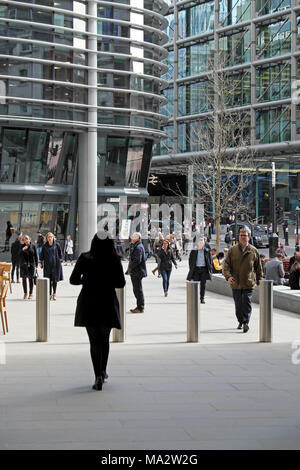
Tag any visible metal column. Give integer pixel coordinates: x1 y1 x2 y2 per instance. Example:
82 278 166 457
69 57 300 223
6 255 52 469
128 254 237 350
78 0 98 254
186 281 200 342
112 287 126 342
259 280 273 342
36 278 50 342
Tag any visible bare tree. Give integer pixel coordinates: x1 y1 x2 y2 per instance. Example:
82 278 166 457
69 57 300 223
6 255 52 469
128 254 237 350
160 53 256 252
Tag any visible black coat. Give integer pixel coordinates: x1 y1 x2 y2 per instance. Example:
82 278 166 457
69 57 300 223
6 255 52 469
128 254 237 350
70 252 126 328
128 241 147 279
158 249 177 271
187 248 213 281
11 239 22 263
19 243 38 279
39 241 63 282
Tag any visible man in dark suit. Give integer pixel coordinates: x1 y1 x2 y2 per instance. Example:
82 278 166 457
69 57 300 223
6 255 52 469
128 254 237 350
187 235 213 304
128 232 147 313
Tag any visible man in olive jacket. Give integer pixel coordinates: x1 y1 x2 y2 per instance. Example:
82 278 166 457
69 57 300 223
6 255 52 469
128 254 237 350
223 225 263 333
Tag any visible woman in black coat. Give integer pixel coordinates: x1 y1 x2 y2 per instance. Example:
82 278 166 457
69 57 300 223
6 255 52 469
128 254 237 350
39 232 63 300
157 239 178 296
70 232 125 391
19 235 38 300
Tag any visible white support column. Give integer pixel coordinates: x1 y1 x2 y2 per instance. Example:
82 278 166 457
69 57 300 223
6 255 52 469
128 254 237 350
78 0 98 254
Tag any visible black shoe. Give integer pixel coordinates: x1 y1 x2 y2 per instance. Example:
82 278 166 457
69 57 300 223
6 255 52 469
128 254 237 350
237 323 243 330
101 371 108 381
92 376 103 391
243 323 249 333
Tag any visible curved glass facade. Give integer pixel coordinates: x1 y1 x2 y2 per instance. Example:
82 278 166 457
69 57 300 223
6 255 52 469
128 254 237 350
0 0 169 251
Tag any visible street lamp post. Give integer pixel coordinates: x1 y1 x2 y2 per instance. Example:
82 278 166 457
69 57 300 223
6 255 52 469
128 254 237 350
269 162 278 258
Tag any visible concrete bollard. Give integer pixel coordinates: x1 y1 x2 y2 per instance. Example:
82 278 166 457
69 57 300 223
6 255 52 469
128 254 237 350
186 281 200 342
112 287 126 342
259 280 273 342
36 278 50 342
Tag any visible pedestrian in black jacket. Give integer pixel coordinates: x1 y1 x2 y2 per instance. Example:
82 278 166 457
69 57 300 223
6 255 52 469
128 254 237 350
70 231 125 391
39 232 63 300
11 233 22 283
127 232 147 313
19 235 38 300
157 239 178 297
187 236 213 304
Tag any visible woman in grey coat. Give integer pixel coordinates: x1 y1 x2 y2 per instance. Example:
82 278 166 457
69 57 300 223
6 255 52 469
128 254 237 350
70 232 125 391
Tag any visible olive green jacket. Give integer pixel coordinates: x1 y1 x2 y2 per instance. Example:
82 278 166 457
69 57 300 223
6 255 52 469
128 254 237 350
223 243 263 290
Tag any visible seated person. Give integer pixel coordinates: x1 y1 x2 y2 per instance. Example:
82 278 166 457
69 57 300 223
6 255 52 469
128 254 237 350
289 259 300 290
276 242 287 258
212 252 224 273
288 248 300 273
265 254 285 285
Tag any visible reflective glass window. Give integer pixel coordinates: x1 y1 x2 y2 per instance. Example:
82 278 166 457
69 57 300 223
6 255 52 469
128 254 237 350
256 0 290 16
189 2 214 36
256 63 290 102
256 20 291 59
125 139 143 188
220 29 251 66
104 137 127 187
219 0 251 26
0 128 26 183
256 107 291 143
47 133 64 184
25 130 48 183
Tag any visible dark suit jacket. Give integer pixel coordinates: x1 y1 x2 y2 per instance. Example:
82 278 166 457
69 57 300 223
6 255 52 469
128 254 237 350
70 252 125 328
128 241 147 279
19 243 38 278
187 247 213 281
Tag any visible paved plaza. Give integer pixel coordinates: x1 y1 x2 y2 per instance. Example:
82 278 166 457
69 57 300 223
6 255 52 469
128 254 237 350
1 259 300 450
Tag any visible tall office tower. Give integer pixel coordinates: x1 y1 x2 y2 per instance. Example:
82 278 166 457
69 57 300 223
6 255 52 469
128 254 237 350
0 0 169 252
151 0 300 222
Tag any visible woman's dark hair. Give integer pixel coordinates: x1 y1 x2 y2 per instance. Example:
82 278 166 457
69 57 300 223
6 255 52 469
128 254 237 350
217 251 224 260
89 232 118 259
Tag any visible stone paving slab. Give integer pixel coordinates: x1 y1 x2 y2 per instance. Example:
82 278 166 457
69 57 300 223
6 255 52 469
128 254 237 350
1 261 300 450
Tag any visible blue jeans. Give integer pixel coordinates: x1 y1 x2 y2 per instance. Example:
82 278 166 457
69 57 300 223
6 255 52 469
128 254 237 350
161 269 171 293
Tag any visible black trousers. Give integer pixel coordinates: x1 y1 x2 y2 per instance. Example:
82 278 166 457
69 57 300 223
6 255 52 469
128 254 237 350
232 289 253 325
12 261 20 281
130 275 144 310
193 267 208 300
86 327 111 378
49 274 57 295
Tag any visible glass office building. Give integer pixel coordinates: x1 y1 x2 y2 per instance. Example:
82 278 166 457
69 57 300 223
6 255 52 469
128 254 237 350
0 0 169 252
151 0 300 223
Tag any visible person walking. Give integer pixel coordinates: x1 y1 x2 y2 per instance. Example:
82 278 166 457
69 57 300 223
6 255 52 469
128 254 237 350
3 220 14 252
127 232 147 313
187 236 213 304
39 232 63 300
36 231 44 262
157 239 178 297
223 226 263 333
265 254 285 285
64 234 74 265
19 235 38 300
152 232 164 276
70 232 125 391
11 232 22 283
